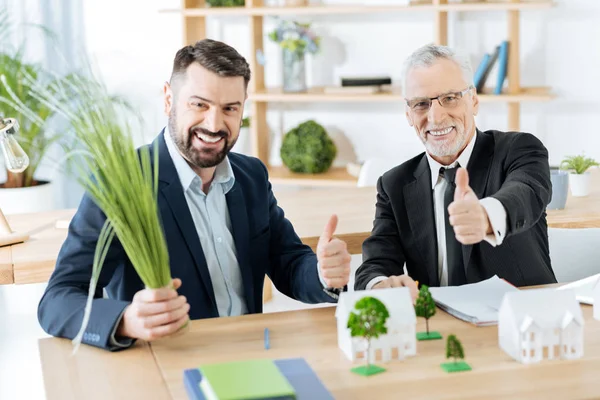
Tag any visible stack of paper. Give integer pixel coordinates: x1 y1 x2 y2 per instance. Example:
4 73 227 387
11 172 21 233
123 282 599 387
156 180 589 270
429 275 519 326
557 273 600 304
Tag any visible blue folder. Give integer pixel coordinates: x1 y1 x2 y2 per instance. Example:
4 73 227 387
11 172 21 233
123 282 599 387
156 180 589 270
183 358 334 400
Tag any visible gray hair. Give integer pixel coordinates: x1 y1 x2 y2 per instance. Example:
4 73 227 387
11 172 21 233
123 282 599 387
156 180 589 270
401 44 474 93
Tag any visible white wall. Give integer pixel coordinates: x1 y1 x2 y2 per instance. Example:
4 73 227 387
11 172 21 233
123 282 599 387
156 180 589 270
82 0 600 169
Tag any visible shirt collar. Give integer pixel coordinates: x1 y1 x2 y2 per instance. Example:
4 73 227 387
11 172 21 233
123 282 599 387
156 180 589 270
163 127 235 194
425 130 477 189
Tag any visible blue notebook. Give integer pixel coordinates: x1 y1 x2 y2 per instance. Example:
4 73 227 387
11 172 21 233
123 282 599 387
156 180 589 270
183 358 334 400
473 53 491 90
494 41 510 95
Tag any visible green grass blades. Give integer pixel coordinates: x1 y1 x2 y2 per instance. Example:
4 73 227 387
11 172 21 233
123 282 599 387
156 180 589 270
21 69 172 352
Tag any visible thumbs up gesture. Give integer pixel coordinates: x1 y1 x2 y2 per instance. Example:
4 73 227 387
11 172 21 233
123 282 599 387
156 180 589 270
448 168 493 245
317 214 352 289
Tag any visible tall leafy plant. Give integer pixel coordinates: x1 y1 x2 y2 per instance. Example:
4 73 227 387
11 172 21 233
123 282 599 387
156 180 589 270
21 71 173 351
0 8 69 188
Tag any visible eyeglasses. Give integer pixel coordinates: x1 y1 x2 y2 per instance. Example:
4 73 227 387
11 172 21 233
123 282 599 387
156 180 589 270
405 86 473 113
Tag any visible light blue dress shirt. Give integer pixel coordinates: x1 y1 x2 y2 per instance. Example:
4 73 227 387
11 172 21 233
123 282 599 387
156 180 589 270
164 129 248 317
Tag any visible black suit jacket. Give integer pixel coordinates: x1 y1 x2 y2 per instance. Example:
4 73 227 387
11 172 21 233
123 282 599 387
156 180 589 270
355 129 557 289
38 132 337 351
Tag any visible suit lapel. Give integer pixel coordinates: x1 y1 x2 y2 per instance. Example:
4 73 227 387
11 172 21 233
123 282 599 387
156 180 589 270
404 156 440 287
462 129 495 273
155 133 218 315
225 181 256 314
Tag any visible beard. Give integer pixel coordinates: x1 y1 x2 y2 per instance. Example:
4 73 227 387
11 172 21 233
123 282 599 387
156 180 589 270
168 107 237 169
420 123 469 159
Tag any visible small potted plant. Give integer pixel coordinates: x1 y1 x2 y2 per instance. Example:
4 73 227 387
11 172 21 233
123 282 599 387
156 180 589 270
268 20 320 92
560 155 599 197
0 8 81 214
347 296 389 376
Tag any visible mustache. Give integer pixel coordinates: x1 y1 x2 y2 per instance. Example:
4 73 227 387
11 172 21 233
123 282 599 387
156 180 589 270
190 127 229 139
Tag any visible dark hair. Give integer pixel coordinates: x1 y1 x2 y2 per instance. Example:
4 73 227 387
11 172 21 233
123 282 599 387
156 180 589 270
170 38 251 89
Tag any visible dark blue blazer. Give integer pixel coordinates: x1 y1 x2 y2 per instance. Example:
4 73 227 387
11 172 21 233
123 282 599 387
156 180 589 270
38 132 337 350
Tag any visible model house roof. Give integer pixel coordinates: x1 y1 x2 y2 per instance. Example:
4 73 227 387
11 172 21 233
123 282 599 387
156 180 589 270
336 287 416 324
500 288 584 331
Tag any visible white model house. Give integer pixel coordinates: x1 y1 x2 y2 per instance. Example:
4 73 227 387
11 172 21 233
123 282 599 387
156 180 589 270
335 287 416 363
498 288 584 364
594 277 600 321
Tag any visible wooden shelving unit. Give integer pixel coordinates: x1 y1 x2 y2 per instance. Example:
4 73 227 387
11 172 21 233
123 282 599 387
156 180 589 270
170 0 555 187
249 86 554 103
164 1 552 16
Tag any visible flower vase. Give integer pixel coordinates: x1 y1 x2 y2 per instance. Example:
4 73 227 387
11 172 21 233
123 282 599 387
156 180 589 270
282 49 307 93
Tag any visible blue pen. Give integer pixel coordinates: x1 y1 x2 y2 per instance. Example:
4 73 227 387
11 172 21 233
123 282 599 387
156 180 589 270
264 328 270 350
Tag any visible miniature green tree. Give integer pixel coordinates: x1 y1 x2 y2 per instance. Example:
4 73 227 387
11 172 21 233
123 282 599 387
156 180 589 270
415 285 442 340
446 334 464 363
347 296 389 376
440 334 471 373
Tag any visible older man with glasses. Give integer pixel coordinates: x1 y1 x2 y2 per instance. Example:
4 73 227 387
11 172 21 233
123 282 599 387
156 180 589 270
355 44 556 298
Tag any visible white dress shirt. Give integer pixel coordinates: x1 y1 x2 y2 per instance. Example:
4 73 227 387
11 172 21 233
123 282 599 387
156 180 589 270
366 133 507 289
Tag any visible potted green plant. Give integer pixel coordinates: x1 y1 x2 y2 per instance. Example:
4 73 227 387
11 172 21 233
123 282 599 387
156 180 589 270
560 155 599 197
268 20 320 92
347 296 389 376
206 0 245 6
280 120 336 174
0 9 76 214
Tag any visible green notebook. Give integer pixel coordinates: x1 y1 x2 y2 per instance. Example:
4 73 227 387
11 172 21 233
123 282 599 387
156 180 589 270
199 359 296 400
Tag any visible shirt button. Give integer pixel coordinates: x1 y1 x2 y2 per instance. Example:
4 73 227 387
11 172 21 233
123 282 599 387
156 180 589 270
217 237 222 243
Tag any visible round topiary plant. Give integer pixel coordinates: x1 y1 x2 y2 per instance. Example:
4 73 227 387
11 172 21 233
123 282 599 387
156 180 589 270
206 0 245 6
280 120 337 174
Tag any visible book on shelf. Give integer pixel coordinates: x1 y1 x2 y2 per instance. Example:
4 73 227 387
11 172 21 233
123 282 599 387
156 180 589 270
472 40 509 95
494 40 509 95
429 275 519 326
474 45 500 93
340 76 392 87
323 84 393 94
183 358 334 400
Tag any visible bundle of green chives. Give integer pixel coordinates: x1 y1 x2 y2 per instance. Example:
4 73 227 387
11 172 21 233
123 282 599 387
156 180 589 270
12 72 173 351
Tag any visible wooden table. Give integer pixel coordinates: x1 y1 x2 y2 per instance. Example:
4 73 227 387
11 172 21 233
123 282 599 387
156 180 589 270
39 298 600 399
2 170 599 285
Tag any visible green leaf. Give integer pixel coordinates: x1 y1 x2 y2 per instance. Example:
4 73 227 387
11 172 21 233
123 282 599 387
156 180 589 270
560 155 599 174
